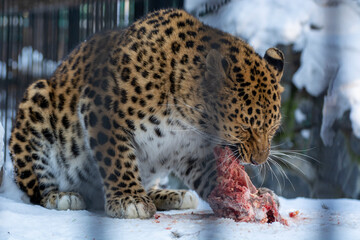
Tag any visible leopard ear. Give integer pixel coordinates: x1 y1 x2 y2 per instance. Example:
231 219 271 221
204 49 228 92
264 48 284 78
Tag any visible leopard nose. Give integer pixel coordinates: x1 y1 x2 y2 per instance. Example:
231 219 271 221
250 155 258 165
250 151 269 165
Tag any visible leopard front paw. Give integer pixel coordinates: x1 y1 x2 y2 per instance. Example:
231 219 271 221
105 195 156 219
257 187 280 208
41 191 86 210
149 190 198 211
179 190 198 209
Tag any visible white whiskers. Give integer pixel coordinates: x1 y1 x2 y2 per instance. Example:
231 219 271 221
153 95 315 194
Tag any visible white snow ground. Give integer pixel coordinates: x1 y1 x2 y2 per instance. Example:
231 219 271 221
1 185 360 240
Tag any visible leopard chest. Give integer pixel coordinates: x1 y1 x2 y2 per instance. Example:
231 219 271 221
133 117 214 189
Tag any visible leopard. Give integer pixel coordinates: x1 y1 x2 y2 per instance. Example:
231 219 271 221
9 8 284 219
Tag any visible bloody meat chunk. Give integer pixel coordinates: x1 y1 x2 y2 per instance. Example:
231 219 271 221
208 146 284 223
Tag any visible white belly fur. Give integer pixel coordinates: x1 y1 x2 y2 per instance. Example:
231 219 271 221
134 119 214 190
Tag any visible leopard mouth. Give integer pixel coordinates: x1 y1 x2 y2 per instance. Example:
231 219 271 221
222 144 259 165
249 155 259 165
225 144 247 165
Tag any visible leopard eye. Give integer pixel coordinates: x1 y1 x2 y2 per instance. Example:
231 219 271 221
238 127 251 141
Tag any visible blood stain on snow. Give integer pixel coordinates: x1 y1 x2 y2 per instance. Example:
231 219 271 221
289 210 300 218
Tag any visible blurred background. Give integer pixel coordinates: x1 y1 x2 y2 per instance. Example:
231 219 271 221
1 0 360 200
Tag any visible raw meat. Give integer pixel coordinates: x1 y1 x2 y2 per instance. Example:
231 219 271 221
208 146 285 224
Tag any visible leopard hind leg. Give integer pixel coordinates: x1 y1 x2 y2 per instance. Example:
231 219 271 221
9 79 86 211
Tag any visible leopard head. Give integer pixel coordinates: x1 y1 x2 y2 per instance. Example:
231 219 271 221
203 47 284 165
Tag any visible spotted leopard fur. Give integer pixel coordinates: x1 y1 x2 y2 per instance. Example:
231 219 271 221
9 9 284 219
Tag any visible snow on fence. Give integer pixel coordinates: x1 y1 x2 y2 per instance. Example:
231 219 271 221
0 122 4 186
